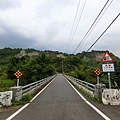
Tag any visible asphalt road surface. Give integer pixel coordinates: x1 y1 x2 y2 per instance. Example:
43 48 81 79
7 74 109 120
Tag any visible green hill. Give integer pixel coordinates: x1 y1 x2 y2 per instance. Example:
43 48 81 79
0 48 120 91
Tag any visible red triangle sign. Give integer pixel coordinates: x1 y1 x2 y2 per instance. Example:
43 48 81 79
101 51 114 62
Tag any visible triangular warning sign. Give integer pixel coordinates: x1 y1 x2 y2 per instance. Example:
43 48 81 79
101 51 114 62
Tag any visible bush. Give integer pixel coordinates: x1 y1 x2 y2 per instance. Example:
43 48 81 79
21 94 32 102
0 79 15 92
12 94 32 106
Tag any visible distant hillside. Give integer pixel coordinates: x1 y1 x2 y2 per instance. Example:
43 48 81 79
0 48 40 59
0 48 120 88
0 48 68 60
76 50 120 61
0 48 21 59
0 48 119 61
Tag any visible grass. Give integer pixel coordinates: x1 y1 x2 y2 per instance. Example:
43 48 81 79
12 94 32 106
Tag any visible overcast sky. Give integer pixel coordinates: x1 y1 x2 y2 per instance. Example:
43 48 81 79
0 0 120 57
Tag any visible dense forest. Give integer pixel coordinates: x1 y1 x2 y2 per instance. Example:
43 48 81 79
0 48 120 91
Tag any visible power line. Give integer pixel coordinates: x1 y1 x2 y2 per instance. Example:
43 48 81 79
68 0 87 52
78 0 113 48
72 0 112 54
65 0 81 53
80 13 120 58
81 13 120 58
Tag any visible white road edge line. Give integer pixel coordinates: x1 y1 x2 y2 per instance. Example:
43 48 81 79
6 77 56 120
6 103 29 120
65 78 111 120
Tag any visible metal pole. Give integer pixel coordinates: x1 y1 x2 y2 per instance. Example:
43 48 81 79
108 72 111 89
62 61 64 73
17 78 19 86
97 76 99 84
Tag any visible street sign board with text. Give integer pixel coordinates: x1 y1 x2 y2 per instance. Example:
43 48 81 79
102 63 115 72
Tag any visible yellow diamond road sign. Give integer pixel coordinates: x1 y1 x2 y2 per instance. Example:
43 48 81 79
94 68 102 76
14 70 22 79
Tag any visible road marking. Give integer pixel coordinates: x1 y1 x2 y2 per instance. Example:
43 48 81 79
6 77 56 120
6 103 29 120
65 78 111 120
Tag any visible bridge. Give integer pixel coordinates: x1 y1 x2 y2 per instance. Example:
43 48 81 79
3 74 119 120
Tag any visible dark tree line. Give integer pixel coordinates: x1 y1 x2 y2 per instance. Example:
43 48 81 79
0 49 120 88
6 53 56 85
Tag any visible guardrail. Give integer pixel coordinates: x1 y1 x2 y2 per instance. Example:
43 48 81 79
22 75 56 94
64 75 95 92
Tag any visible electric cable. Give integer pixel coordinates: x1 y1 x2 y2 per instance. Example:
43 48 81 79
79 0 113 48
86 13 120 52
72 0 112 54
68 0 87 52
65 0 81 53
81 13 120 58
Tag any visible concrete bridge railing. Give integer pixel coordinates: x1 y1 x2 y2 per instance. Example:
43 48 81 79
0 75 56 107
10 75 56 102
64 74 106 99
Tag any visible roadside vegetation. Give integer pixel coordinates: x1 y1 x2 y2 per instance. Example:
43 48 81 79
12 94 32 106
0 48 120 92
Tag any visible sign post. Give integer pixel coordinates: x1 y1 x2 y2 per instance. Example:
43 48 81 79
97 76 99 84
108 72 111 89
94 68 102 84
101 51 115 89
17 79 19 87
14 70 22 86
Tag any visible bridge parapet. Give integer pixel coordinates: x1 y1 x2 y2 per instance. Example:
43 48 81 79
0 91 12 107
64 75 106 100
102 89 120 105
10 75 56 102
22 75 56 96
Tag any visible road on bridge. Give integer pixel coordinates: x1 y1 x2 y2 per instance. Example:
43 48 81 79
7 74 109 120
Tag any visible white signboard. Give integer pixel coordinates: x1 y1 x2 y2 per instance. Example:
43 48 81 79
102 63 115 72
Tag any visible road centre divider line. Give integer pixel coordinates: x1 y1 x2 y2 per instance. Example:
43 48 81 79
6 77 56 120
64 77 111 120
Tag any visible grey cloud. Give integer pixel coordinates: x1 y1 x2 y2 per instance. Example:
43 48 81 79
0 0 120 57
0 0 21 10
0 28 37 49
36 0 75 19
